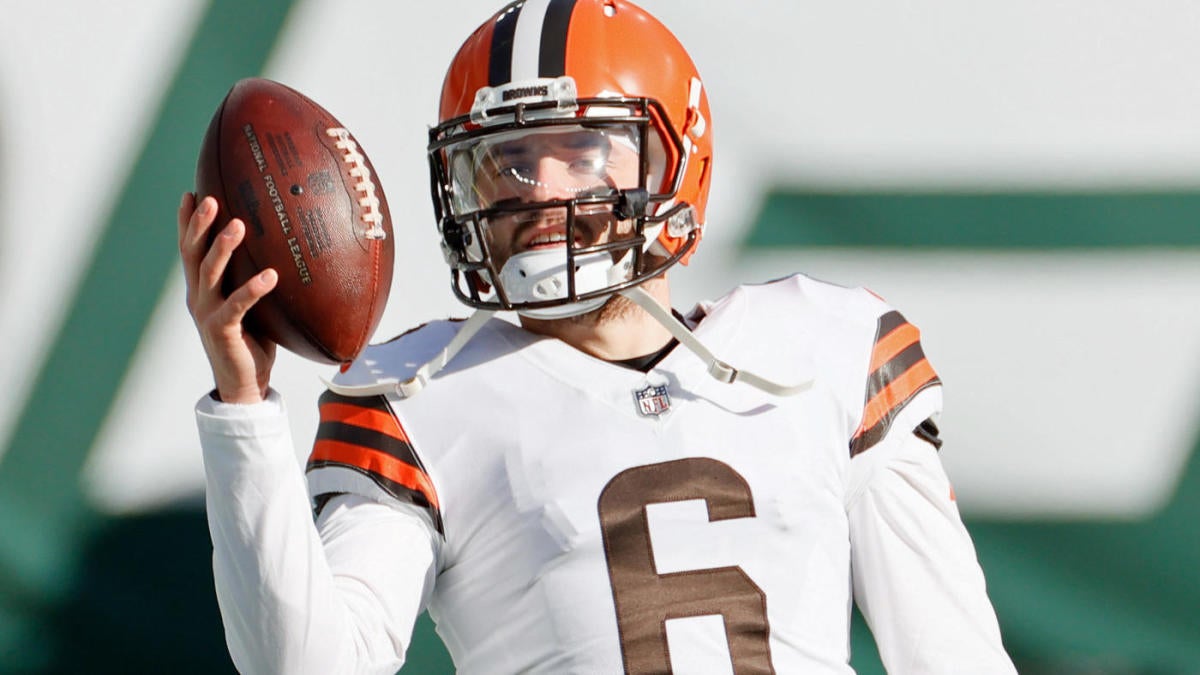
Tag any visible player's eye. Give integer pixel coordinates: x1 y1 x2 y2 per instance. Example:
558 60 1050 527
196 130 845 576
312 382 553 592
494 163 534 181
483 144 532 179
566 155 607 177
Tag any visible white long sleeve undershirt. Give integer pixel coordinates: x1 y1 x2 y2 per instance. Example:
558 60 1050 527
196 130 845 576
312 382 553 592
197 390 438 675
846 430 1016 674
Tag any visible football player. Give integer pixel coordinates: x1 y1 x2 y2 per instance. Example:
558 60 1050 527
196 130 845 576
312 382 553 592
180 0 1018 672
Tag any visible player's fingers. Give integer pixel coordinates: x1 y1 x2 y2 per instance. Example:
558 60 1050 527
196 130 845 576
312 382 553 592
217 268 278 327
177 192 200 286
180 196 218 272
193 218 244 312
176 191 195 239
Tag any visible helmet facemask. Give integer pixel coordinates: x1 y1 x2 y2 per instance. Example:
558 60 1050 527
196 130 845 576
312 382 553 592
429 85 699 319
337 1 801 402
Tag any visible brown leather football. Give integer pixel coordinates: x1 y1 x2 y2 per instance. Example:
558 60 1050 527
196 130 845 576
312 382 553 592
195 78 393 364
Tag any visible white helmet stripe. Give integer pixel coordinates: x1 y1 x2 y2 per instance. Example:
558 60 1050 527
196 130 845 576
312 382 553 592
511 0 553 81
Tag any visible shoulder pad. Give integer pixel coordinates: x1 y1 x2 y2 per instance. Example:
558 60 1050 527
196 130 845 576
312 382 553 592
333 320 468 390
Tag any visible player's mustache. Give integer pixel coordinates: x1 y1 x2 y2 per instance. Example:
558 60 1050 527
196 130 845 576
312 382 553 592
506 208 614 247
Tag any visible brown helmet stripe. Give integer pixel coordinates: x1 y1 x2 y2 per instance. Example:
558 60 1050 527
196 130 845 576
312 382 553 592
488 0 524 86
538 0 578 77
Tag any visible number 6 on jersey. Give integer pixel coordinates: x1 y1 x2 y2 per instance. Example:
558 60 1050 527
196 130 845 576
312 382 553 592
598 458 776 674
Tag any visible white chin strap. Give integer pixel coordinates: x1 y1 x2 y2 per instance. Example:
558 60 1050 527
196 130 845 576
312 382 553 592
619 286 812 397
323 248 628 399
325 282 810 401
323 308 497 399
499 248 632 319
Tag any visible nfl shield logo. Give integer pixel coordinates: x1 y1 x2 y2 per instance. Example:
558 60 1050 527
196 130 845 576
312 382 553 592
634 385 671 417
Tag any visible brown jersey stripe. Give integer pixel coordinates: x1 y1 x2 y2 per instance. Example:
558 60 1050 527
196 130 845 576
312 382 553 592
865 340 929 405
876 310 907 341
319 401 410 443
852 359 941 456
317 391 419 465
851 310 941 457
314 390 440 518
309 439 440 512
319 390 391 413
306 457 444 535
869 321 921 373
315 420 422 465
860 357 939 432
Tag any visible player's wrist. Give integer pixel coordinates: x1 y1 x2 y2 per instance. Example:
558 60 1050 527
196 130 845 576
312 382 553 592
214 383 268 405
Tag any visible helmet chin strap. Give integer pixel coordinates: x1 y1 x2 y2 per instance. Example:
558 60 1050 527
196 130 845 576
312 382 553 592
325 245 630 399
619 286 812 397
325 283 810 401
501 247 633 320
322 308 497 399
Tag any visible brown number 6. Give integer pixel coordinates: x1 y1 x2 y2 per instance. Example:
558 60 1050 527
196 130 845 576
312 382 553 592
598 458 776 674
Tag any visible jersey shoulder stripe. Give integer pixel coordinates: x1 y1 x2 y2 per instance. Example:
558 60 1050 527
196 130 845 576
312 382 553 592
850 310 941 457
306 390 443 532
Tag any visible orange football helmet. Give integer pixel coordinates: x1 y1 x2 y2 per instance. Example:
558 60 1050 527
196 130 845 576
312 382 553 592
428 0 713 318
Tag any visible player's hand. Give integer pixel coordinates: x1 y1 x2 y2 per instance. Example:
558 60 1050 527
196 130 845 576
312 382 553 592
179 192 278 404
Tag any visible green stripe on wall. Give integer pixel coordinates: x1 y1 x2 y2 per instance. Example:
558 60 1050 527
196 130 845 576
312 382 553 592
746 190 1200 249
969 429 1200 672
0 0 295 667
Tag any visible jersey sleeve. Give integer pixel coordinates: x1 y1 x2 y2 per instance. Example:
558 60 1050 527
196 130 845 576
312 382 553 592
849 308 942 457
306 390 443 535
846 429 1016 673
196 390 438 674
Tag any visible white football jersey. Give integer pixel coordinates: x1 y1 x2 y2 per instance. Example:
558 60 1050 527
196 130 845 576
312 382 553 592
296 274 1014 674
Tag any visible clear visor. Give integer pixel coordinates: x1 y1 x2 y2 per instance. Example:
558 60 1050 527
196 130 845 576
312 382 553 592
443 123 667 217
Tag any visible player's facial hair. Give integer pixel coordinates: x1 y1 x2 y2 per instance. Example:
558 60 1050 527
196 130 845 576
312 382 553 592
567 260 668 328
565 292 639 327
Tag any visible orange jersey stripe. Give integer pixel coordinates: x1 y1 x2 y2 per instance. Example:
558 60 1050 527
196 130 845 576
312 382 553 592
319 401 409 443
858 358 939 434
310 439 439 510
868 322 921 374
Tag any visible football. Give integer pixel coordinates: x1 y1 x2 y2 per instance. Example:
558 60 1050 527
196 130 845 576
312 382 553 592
195 77 393 364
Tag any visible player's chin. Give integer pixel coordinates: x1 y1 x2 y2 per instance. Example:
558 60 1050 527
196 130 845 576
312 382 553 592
567 292 637 326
